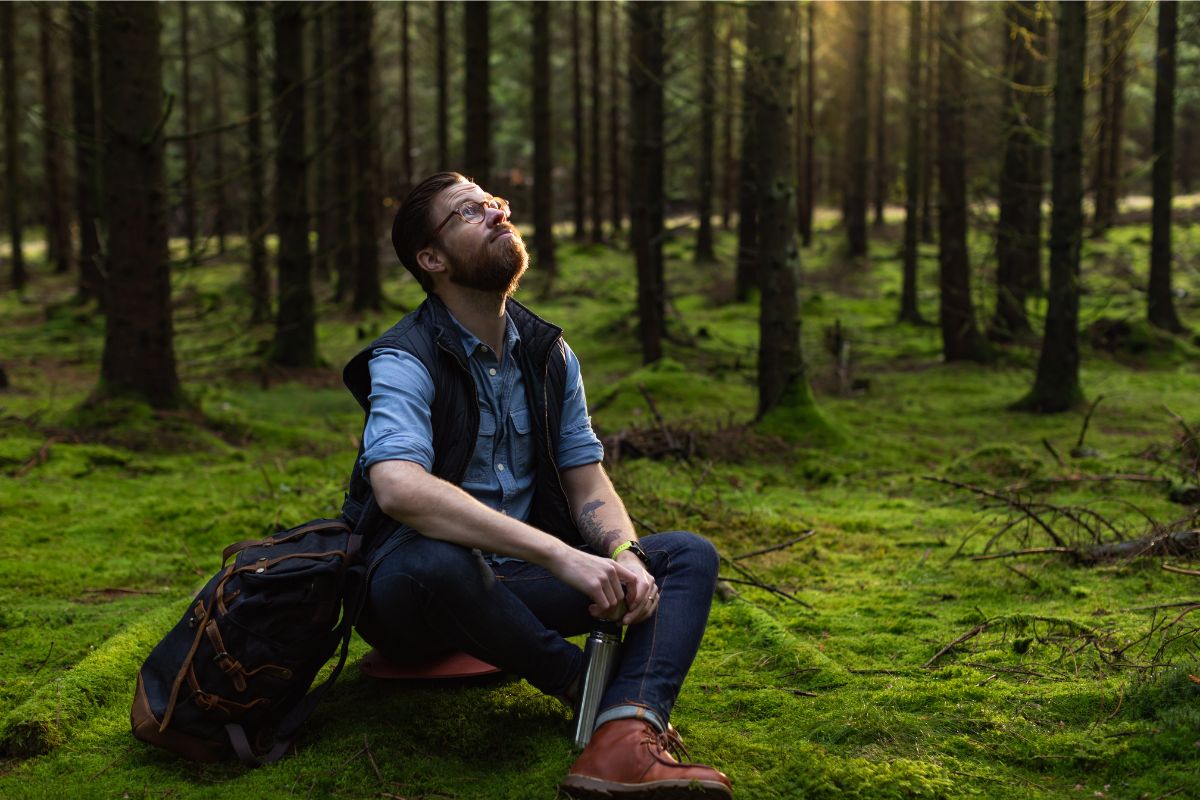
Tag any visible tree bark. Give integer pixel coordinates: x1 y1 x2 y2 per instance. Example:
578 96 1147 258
179 2 196 266
873 1 888 228
436 2 448 168
749 1 813 421
1102 0 1129 229
800 1 815 246
206 3 226 255
1148 0 1184 333
70 1 102 303
312 1 331 281
95 1 181 407
936 1 987 362
399 1 412 197
589 1 603 243
571 3 585 241
463 2 490 187
899 0 925 325
1019 0 1087 412
608 1 623 237
695 1 716 264
243 1 268 325
629 1 665 365
919 0 937 243
39 5 73 276
1091 2 1114 235
1 3 26 291
331 4 354 301
720 7 736 232
269 0 317 367
989 0 1045 341
350 1 381 312
531 2 557 283
844 0 870 257
734 6 759 302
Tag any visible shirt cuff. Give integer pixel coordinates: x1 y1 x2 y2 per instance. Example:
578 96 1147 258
360 430 435 475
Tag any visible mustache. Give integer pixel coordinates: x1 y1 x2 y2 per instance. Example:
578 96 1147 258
491 223 522 242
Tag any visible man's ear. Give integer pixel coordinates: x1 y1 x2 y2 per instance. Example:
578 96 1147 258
415 246 447 280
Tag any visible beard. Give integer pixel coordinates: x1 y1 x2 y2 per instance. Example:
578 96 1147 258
446 226 529 296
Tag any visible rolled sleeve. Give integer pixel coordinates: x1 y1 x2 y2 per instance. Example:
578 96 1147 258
557 341 605 468
360 348 436 474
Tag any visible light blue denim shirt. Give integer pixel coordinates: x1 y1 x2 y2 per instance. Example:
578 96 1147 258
360 308 604 523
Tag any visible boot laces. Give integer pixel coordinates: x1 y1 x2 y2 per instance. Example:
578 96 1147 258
651 724 692 762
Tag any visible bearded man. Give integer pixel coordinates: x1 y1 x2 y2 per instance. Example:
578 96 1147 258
340 172 732 799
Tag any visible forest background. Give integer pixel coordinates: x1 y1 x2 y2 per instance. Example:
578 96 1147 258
1 1 1200 798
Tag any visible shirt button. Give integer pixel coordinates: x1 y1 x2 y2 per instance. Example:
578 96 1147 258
489 368 497 376
497 463 505 472
480 345 489 352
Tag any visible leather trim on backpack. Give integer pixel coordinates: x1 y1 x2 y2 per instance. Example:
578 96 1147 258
131 673 227 763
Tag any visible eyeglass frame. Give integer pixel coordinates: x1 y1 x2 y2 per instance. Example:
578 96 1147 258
420 196 511 252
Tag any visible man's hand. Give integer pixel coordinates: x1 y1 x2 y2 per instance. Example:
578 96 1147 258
614 549 659 625
548 547 646 621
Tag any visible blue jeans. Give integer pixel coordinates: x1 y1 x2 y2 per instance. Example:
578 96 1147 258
356 529 719 731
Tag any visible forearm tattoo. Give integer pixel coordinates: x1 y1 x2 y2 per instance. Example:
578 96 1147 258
578 500 625 556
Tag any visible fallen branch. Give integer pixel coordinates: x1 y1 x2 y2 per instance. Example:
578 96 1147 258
1162 562 1200 577
717 576 811 608
16 436 58 478
733 530 817 561
923 621 991 669
970 547 1075 562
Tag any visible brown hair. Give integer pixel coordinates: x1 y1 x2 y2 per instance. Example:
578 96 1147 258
391 171 467 291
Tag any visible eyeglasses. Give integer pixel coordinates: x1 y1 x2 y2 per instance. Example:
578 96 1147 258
423 196 511 250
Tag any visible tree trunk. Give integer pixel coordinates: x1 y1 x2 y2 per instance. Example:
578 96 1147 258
1148 0 1184 333
243 1 269 325
899 0 925 325
1182 103 1197 195
436 2 448 167
919 0 937 243
312 1 331 281
749 1 814 422
331 4 353 301
1019 0 1087 412
734 6 759 302
39 5 72 276
571 3 585 241
695 1 716 264
269 0 317 367
1 3 26 291
206 3 226 255
179 2 196 266
844 0 870 257
1091 2 1114 235
608 1 623 237
873 1 888 228
70 1 102 303
1103 0 1128 227
463 2 490 187
399 1 412 197
989 0 1045 341
800 1 815 246
720 8 735 232
936 1 987 363
629 1 665 365
531 2 557 285
589 1 603 243
350 1 381 312
95 1 181 407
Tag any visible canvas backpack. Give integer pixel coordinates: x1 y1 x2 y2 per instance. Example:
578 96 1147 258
131 499 385 765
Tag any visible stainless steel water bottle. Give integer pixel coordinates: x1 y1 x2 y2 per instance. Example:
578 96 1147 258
572 620 623 748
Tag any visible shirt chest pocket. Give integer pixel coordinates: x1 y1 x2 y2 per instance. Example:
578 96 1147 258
509 407 533 478
464 409 498 483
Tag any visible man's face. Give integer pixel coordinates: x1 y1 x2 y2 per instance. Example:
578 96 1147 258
429 181 528 296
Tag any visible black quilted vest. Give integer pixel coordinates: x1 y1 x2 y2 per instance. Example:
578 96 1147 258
341 293 581 546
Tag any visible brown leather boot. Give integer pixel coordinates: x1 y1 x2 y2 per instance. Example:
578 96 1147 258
560 719 733 799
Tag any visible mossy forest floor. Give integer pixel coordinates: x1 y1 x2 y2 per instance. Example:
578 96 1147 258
1 216 1199 799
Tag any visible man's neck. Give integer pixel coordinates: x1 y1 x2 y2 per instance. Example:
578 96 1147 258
434 287 509 356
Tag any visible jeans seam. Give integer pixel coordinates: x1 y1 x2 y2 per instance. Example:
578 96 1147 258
635 548 669 707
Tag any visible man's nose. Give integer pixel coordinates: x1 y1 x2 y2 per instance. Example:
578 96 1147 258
485 205 507 225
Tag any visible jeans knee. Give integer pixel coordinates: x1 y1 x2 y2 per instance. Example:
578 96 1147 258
648 530 719 587
375 536 492 601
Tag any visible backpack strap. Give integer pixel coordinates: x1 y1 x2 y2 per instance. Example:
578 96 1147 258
222 495 386 766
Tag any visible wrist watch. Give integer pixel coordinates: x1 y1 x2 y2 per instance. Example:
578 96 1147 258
611 539 650 567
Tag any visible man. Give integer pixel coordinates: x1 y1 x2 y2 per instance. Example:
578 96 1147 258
341 172 732 799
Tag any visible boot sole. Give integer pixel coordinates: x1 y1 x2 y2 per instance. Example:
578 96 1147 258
559 775 733 799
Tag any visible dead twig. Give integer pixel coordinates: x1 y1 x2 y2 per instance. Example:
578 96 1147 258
363 735 384 783
970 547 1075 562
1162 562 1200 577
636 383 677 453
1042 438 1064 466
924 476 1068 548
682 461 714 515
1003 563 1040 588
923 621 992 669
1072 394 1105 454
16 436 58 477
717 575 811 608
733 530 817 561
